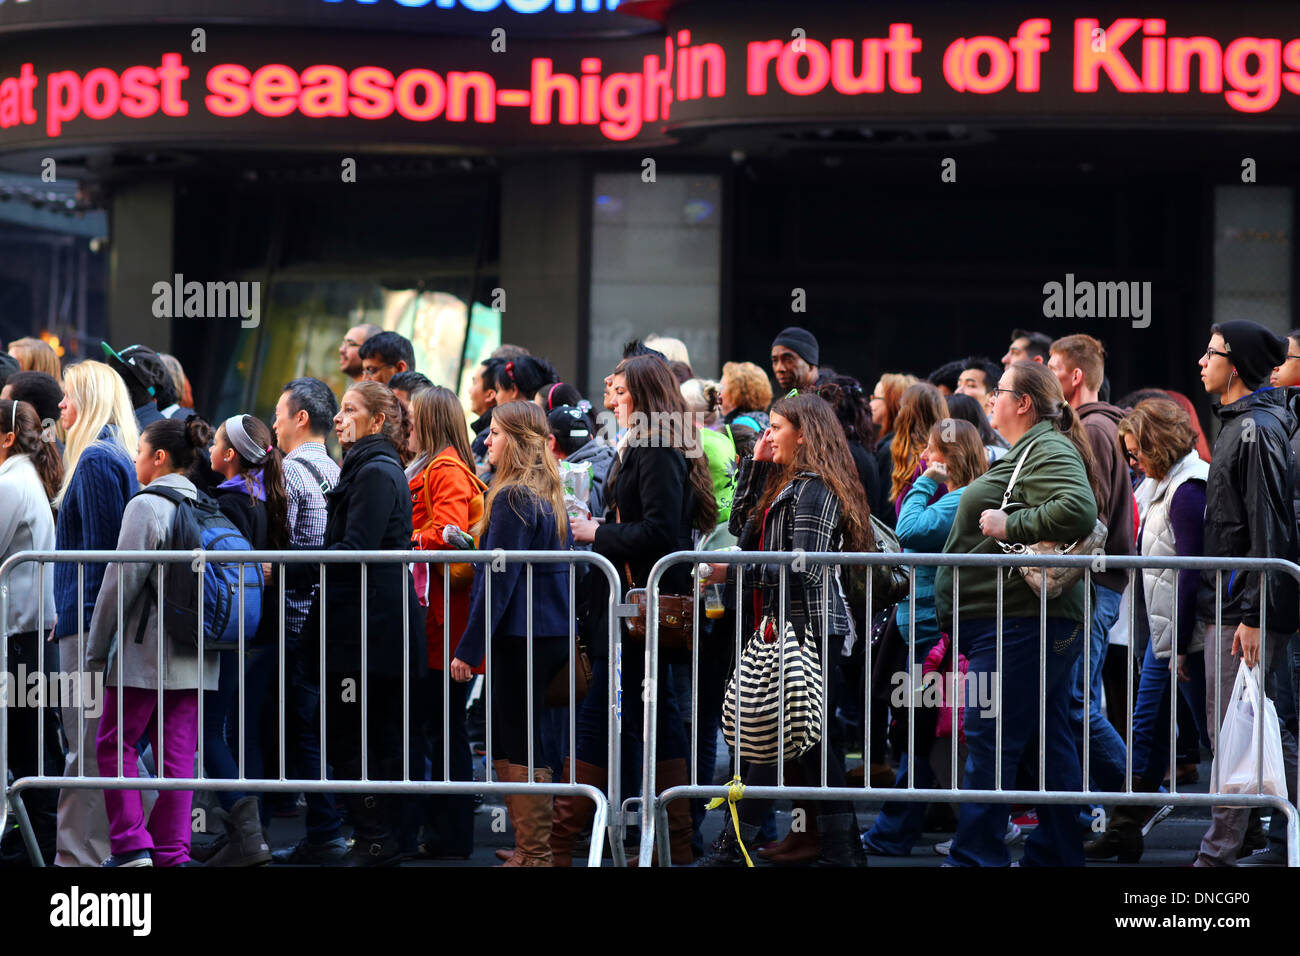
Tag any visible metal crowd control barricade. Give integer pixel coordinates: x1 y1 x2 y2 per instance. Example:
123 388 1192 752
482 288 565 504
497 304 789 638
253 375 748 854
639 550 1300 868
0 548 628 868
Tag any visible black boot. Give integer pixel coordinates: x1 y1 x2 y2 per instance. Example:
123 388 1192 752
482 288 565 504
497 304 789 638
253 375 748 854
342 792 401 867
1084 808 1144 864
696 821 759 867
813 814 868 867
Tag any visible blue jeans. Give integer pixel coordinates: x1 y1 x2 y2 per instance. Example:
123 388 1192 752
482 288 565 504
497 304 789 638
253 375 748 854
1069 584 1128 791
202 646 277 811
1130 639 1207 788
948 616 1086 867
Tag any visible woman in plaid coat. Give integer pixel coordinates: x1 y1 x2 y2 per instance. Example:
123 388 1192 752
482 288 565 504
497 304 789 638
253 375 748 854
701 394 873 867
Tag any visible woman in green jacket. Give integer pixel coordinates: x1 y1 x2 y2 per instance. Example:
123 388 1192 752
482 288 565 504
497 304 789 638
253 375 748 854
935 361 1101 867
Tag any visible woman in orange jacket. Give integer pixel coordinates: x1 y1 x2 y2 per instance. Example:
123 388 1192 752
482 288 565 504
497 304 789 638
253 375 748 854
408 385 487 859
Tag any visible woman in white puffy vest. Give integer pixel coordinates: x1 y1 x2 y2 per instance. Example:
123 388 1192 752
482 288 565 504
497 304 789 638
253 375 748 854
1086 399 1209 864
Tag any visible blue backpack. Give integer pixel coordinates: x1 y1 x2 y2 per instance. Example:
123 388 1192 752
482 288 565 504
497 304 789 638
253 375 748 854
132 486 264 652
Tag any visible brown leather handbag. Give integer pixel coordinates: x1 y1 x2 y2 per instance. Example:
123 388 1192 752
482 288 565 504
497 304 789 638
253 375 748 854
545 642 593 707
624 561 696 652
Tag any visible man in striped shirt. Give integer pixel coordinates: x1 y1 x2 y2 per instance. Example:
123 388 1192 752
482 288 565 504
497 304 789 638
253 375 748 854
269 377 346 864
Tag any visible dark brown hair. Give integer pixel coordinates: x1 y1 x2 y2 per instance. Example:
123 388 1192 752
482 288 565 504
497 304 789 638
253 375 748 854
142 416 215 476
756 394 872 552
0 398 63 502
613 354 718 532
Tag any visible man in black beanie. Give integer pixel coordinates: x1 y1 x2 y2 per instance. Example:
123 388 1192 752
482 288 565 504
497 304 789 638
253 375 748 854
1195 319 1300 867
770 326 819 392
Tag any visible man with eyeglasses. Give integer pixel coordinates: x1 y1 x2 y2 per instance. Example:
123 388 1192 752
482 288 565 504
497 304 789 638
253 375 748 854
1196 320 1300 867
338 323 381 384
357 331 415 386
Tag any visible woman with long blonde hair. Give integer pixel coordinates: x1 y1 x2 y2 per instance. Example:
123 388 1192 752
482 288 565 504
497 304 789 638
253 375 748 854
890 383 948 509
52 360 142 865
451 401 572 866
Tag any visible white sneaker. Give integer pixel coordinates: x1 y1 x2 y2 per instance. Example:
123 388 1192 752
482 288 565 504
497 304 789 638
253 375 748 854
934 822 1021 856
1141 805 1173 838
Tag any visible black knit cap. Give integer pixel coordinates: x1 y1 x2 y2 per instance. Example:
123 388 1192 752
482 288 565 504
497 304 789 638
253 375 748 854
1215 320 1287 390
771 326 819 367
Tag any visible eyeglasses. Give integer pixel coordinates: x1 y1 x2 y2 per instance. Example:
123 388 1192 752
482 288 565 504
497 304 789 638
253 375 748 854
1123 447 1141 466
989 385 1022 400
1287 354 1300 362
362 364 394 379
1204 347 1231 361
785 388 799 398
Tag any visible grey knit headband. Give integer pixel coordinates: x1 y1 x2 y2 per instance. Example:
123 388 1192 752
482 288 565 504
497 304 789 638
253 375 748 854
224 415 269 464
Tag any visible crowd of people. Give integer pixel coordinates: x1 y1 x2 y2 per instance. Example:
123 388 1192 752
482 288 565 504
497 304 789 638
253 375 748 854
0 314 1297 868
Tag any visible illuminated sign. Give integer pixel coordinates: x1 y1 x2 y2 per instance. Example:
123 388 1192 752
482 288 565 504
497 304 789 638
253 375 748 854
2 6 1300 156
320 0 621 11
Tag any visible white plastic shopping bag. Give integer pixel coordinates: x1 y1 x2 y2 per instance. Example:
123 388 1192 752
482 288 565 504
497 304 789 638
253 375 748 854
1211 662 1286 806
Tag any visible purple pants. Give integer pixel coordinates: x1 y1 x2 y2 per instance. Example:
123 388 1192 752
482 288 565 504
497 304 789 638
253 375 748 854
95 687 199 867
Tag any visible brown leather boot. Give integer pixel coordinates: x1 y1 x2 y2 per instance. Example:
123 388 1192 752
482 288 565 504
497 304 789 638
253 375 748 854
759 811 820 865
655 759 696 866
500 765 554 867
549 758 607 867
491 759 520 866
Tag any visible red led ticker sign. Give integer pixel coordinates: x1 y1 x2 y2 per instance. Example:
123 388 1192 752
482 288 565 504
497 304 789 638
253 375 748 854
3 18 1300 145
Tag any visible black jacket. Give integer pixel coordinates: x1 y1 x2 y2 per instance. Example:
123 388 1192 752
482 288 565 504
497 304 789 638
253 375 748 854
298 434 422 676
849 440 888 522
590 444 699 658
874 432 896 528
1197 387 1299 633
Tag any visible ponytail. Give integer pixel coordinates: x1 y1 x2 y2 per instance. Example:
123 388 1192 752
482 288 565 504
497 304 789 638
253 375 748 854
143 415 214 476
0 399 63 503
1009 361 1104 510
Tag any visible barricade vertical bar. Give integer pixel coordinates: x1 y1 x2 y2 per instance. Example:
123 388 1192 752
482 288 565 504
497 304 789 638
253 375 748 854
360 561 368 781
526 563 534 782
402 556 410 783
907 564 916 790
608 560 623 863
863 560 872 788
691 562 700 788
951 566 959 790
639 558 660 868
238 561 246 783
777 564 786 789
994 569 1004 791
1125 567 1135 792
116 570 124 778
1257 576 1268 795
1082 568 1092 792
1169 570 1179 797
318 563 326 779
821 562 830 788
568 561 575 785
1212 570 1222 793
1038 568 1047 790
76 562 84 776
484 568 493 789
157 562 165 780
278 561 285 784
36 563 44 779
734 563 743 781
197 557 205 780
443 563 450 783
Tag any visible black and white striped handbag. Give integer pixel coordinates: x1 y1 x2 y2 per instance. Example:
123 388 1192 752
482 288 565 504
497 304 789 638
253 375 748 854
722 617 825 765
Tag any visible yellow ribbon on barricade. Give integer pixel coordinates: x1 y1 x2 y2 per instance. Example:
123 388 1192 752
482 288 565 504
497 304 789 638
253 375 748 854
705 775 753 867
